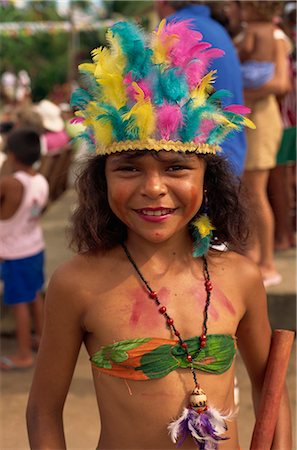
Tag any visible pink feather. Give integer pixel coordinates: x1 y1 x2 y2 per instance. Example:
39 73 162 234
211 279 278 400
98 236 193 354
224 104 251 114
157 103 183 140
185 61 205 90
194 119 215 143
199 48 225 69
70 117 84 124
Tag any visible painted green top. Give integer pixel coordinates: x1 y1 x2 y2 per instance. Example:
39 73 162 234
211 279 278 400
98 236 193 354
91 334 236 380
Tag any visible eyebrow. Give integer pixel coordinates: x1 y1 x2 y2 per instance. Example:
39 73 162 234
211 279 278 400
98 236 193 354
109 151 194 164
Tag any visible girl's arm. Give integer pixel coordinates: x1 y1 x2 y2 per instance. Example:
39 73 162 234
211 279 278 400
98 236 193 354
236 262 292 450
26 261 85 449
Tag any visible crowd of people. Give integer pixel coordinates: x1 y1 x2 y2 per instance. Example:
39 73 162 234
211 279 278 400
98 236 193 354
0 1 296 449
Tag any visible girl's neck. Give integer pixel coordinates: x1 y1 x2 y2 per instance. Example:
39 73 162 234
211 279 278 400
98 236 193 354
125 229 195 275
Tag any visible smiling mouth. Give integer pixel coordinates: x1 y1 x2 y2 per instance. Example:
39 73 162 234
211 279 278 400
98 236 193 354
135 208 176 216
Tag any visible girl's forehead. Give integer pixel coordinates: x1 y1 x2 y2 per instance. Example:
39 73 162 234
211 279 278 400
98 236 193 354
107 151 199 164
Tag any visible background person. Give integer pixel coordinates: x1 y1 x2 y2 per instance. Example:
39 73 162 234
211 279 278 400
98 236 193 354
0 128 49 370
155 0 246 176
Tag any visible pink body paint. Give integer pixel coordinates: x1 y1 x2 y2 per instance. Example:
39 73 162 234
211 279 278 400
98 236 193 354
214 286 236 316
129 287 170 327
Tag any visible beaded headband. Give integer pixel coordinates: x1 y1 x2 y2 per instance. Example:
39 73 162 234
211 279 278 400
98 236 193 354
71 19 255 156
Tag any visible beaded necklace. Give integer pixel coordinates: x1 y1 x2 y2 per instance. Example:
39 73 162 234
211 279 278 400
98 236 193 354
122 243 230 449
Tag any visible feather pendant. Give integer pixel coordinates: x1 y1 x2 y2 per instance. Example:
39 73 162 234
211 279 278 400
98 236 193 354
168 387 232 449
191 215 215 257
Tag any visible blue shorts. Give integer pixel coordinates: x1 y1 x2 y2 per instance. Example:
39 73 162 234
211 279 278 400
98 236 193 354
2 251 45 305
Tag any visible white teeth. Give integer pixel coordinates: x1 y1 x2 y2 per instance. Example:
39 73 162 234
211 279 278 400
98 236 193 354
140 209 173 216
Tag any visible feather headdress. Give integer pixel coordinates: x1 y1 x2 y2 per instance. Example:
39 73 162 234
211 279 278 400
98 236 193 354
72 19 255 156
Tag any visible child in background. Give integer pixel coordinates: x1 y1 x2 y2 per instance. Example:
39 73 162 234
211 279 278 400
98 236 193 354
236 1 283 88
0 129 49 370
26 21 291 450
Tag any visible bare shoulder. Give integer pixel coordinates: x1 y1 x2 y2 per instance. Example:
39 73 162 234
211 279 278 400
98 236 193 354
48 246 124 296
211 250 261 280
0 174 22 191
209 250 264 300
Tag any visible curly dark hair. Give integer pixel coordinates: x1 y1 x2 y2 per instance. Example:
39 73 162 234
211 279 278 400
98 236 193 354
69 152 250 254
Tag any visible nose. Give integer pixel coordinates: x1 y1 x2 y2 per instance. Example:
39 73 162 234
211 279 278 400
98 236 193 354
140 171 167 199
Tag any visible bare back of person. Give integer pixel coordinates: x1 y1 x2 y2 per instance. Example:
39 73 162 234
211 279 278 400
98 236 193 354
45 244 265 450
240 22 275 62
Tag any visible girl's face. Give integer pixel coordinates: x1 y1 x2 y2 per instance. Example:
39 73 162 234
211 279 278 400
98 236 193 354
105 151 206 244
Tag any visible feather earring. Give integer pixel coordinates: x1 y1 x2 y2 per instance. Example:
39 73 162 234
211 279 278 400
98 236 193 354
191 190 215 257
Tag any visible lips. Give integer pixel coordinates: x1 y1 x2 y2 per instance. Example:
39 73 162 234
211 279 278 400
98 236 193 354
135 208 176 217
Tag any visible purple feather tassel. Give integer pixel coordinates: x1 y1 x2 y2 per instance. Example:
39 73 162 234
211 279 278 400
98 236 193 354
168 404 232 450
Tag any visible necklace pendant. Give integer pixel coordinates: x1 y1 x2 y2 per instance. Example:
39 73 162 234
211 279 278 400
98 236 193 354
189 386 208 413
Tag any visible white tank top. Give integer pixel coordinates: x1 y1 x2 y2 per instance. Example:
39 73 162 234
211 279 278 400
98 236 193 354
0 171 49 259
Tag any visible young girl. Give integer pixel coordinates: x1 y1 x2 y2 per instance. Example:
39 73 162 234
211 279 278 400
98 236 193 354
26 20 292 450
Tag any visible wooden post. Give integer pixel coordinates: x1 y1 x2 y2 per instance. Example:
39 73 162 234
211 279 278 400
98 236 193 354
250 329 295 450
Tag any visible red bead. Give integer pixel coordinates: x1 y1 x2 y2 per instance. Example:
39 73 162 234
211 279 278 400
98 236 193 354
149 291 157 299
174 330 180 337
167 318 174 325
159 306 166 314
205 280 213 291
200 340 206 348
181 342 188 348
200 334 207 341
187 355 193 362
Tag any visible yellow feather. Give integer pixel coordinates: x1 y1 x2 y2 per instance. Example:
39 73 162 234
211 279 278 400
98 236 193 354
191 70 217 107
243 117 256 129
99 74 126 109
123 98 155 140
78 63 95 74
151 18 179 66
193 215 215 238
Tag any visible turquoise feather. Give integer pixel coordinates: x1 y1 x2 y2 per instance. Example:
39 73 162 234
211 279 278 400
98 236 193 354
79 70 100 97
179 102 208 142
73 130 96 153
111 21 152 79
70 88 92 109
96 103 128 141
159 68 188 103
191 222 213 257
